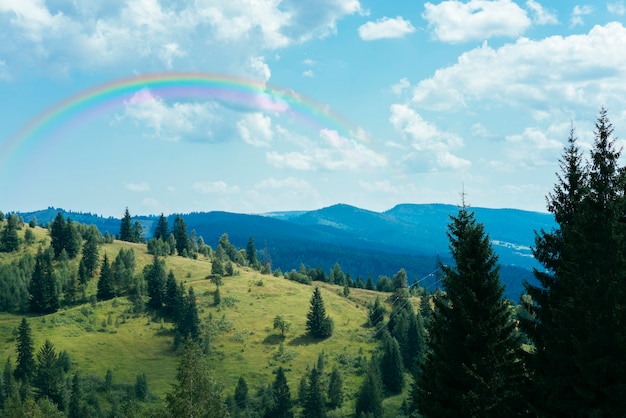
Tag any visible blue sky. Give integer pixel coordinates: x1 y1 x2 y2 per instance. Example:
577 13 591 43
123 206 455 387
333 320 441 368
1 0 626 217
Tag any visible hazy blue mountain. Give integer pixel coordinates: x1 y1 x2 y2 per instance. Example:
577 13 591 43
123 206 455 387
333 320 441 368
16 203 556 301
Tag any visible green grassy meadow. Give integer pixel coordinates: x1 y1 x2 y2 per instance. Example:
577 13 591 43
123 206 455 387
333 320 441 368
0 225 415 416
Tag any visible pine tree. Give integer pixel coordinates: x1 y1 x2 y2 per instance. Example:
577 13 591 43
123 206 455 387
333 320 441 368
355 360 383 418
33 340 65 410
96 253 114 301
165 339 228 418
50 212 67 258
173 216 189 256
302 366 325 418
119 207 133 242
181 287 200 341
81 232 99 278
154 213 169 241
417 204 525 417
379 331 404 395
0 213 19 252
68 373 81 418
327 366 343 410
523 109 626 416
234 376 249 410
64 218 81 259
246 236 258 267
306 287 333 339
266 366 293 418
144 256 166 309
368 296 386 327
14 318 36 384
29 247 58 314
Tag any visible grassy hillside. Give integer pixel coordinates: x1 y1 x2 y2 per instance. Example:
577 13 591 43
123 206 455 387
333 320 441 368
0 224 415 416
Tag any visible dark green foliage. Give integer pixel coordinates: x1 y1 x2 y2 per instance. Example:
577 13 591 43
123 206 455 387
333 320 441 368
376 276 392 292
218 233 237 262
0 213 20 252
368 296 386 327
132 220 144 243
365 276 375 290
302 366 326 418
173 216 189 256
135 373 148 401
417 205 524 417
68 373 81 418
119 208 133 242
266 366 293 418
0 253 34 312
147 237 171 257
331 263 345 285
165 339 229 418
355 360 383 418
29 247 59 314
34 339 66 410
214 287 221 306
523 110 626 416
144 256 166 309
50 213 81 259
379 332 404 394
234 376 249 410
112 248 135 295
81 232 99 279
246 236 258 268
4 358 15 399
154 214 169 240
306 287 333 339
180 287 200 341
96 253 115 301
327 366 343 410
14 318 35 384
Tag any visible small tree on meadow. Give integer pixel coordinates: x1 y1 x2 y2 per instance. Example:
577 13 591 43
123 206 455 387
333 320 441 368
306 287 333 339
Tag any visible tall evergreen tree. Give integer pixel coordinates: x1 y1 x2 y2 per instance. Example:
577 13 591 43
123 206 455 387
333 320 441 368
96 253 114 301
417 204 525 417
266 366 293 418
181 287 200 341
64 218 81 259
302 366 326 418
81 232 99 279
522 109 626 416
306 287 333 339
379 331 404 395
355 360 383 418
154 213 169 240
29 247 58 314
14 318 36 384
246 236 258 267
50 212 67 258
144 256 166 309
119 207 133 242
234 376 249 410
327 366 343 410
165 339 228 418
0 213 20 252
68 372 81 418
33 340 65 410
172 216 189 256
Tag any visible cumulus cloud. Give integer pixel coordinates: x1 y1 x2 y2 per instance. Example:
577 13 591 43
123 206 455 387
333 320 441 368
389 104 469 171
608 1 626 15
193 180 240 194
570 5 594 27
391 77 411 95
266 128 387 171
410 22 626 113
358 16 415 40
0 0 362 77
126 181 150 192
237 112 274 147
303 69 315 77
422 0 531 43
525 0 558 25
121 89 220 142
500 123 567 169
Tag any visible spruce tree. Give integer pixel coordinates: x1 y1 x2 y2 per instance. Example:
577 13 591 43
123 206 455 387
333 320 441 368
306 287 333 339
154 213 169 241
68 373 81 418
50 212 67 258
266 366 293 418
368 296 386 327
417 204 524 417
0 213 19 252
523 109 626 416
172 216 189 256
355 360 383 418
14 318 36 384
33 340 65 410
302 366 326 418
81 232 99 278
96 253 114 301
246 236 258 267
119 207 133 242
327 366 343 410
379 331 404 395
29 247 58 314
144 256 166 309
165 339 228 418
234 376 249 410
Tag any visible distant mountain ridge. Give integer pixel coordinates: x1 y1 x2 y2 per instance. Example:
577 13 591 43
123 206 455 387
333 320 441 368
16 203 556 301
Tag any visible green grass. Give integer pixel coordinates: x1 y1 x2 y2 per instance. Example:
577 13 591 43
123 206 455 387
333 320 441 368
0 226 417 417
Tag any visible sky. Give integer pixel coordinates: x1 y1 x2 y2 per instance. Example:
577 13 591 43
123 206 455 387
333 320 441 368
1 0 626 218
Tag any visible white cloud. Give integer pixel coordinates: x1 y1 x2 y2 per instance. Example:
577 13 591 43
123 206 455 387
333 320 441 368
303 58 315 66
410 23 626 113
389 104 469 171
0 60 10 81
253 176 321 205
193 180 240 194
359 179 402 193
501 124 566 168
126 181 150 192
570 5 594 27
391 77 411 95
525 0 558 25
237 112 274 147
608 1 626 15
121 89 219 142
303 69 315 77
358 16 415 40
249 56 271 81
422 0 531 43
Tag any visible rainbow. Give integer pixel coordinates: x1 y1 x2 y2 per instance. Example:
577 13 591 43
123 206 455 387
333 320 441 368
1 72 362 169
